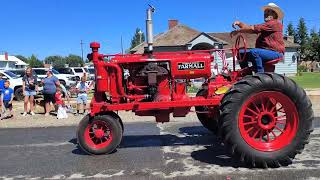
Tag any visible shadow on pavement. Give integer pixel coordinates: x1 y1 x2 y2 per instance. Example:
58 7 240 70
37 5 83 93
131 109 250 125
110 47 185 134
70 125 246 167
70 118 320 167
71 126 216 154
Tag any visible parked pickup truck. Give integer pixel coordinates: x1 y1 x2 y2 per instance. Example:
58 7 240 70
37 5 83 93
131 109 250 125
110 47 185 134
0 70 24 101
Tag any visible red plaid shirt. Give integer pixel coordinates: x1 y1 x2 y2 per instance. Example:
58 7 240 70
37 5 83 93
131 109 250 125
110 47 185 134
254 20 285 54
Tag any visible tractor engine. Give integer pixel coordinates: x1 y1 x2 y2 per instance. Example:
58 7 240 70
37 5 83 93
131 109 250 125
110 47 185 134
125 62 170 102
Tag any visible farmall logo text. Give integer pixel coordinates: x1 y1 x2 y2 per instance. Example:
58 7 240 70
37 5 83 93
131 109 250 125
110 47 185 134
178 62 205 70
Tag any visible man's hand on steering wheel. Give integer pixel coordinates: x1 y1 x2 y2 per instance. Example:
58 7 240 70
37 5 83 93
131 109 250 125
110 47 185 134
232 20 241 29
230 21 241 37
230 30 240 38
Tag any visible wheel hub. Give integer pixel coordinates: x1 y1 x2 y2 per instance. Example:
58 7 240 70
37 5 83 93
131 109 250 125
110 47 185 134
94 129 105 139
258 112 276 130
261 114 271 125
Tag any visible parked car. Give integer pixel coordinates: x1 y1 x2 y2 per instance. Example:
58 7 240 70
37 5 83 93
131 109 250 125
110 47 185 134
8 69 26 78
87 67 95 80
69 67 88 78
32 68 77 87
58 67 93 85
0 70 24 101
54 68 80 81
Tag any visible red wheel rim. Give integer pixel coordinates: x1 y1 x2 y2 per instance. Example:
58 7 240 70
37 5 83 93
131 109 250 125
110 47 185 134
84 120 113 150
238 91 298 152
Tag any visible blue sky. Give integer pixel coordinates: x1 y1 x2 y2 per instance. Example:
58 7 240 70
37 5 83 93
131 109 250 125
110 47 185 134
1 0 319 60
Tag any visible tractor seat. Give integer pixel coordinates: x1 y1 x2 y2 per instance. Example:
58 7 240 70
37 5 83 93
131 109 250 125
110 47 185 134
264 57 283 72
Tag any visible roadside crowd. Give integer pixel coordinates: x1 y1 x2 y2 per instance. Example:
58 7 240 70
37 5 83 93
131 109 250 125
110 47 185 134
0 67 91 120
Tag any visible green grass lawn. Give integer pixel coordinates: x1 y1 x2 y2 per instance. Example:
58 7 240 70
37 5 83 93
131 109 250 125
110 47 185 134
291 72 320 89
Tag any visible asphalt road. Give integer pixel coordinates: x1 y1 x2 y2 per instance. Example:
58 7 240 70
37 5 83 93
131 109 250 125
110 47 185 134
0 118 320 180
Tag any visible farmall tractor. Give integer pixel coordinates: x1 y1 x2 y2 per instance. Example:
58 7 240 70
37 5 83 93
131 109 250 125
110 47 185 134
77 6 314 168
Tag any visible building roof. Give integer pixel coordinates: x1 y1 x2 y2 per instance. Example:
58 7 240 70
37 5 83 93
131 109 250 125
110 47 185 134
130 24 201 54
207 32 300 49
0 55 28 66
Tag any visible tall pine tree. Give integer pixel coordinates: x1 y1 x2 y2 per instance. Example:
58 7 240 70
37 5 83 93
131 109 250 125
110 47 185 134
286 22 296 41
296 18 309 60
130 28 145 50
307 28 320 61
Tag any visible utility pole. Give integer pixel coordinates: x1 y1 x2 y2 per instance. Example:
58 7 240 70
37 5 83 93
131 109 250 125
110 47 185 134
121 36 124 54
80 40 84 62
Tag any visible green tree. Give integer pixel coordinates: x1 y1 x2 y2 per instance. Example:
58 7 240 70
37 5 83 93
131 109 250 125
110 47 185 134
296 18 309 60
28 55 43 68
130 28 145 50
296 18 308 45
306 28 320 61
44 55 64 64
15 55 29 63
286 22 296 41
65 54 83 67
53 58 67 69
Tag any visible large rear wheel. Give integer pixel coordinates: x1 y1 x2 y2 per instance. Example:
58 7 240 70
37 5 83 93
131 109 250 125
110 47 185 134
219 73 314 168
77 114 123 155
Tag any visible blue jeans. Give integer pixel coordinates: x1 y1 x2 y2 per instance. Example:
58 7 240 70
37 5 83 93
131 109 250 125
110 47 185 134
77 94 88 104
25 90 36 96
240 48 283 73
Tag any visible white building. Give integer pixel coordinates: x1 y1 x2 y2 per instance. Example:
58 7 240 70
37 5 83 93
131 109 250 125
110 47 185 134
0 53 28 70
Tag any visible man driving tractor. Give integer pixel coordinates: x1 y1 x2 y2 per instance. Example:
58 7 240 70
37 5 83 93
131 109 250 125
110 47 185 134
230 2 285 73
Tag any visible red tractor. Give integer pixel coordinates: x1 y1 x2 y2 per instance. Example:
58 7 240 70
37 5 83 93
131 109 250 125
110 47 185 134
77 6 314 168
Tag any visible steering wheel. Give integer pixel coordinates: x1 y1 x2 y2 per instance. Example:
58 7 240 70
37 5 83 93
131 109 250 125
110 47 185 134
234 34 247 62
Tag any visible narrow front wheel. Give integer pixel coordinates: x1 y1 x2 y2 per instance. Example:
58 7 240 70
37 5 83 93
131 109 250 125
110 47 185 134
77 115 123 155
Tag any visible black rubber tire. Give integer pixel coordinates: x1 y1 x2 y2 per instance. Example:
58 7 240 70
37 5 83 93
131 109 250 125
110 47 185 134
102 111 124 134
195 89 219 134
219 73 314 168
77 114 123 155
14 87 24 101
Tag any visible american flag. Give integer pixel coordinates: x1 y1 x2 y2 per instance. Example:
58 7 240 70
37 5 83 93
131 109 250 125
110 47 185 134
217 50 229 73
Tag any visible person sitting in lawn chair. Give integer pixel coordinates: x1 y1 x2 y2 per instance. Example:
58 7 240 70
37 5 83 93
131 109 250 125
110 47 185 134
230 2 285 73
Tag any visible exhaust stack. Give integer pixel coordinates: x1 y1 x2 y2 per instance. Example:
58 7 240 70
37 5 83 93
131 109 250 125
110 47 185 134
146 5 155 53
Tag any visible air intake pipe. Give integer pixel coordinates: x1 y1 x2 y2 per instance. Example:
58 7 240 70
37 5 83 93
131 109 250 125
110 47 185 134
146 5 155 53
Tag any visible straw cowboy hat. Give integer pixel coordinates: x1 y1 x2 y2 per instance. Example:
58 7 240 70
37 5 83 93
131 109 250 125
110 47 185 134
262 3 284 20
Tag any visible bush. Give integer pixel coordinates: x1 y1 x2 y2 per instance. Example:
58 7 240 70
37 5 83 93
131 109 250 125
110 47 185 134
187 85 199 93
297 65 308 76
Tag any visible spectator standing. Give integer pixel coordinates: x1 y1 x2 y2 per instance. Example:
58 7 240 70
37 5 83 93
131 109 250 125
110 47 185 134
42 70 60 116
1 80 14 119
75 76 89 116
0 73 5 110
22 67 38 116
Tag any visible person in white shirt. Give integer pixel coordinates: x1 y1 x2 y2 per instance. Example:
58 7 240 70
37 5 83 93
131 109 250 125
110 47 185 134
75 76 89 116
